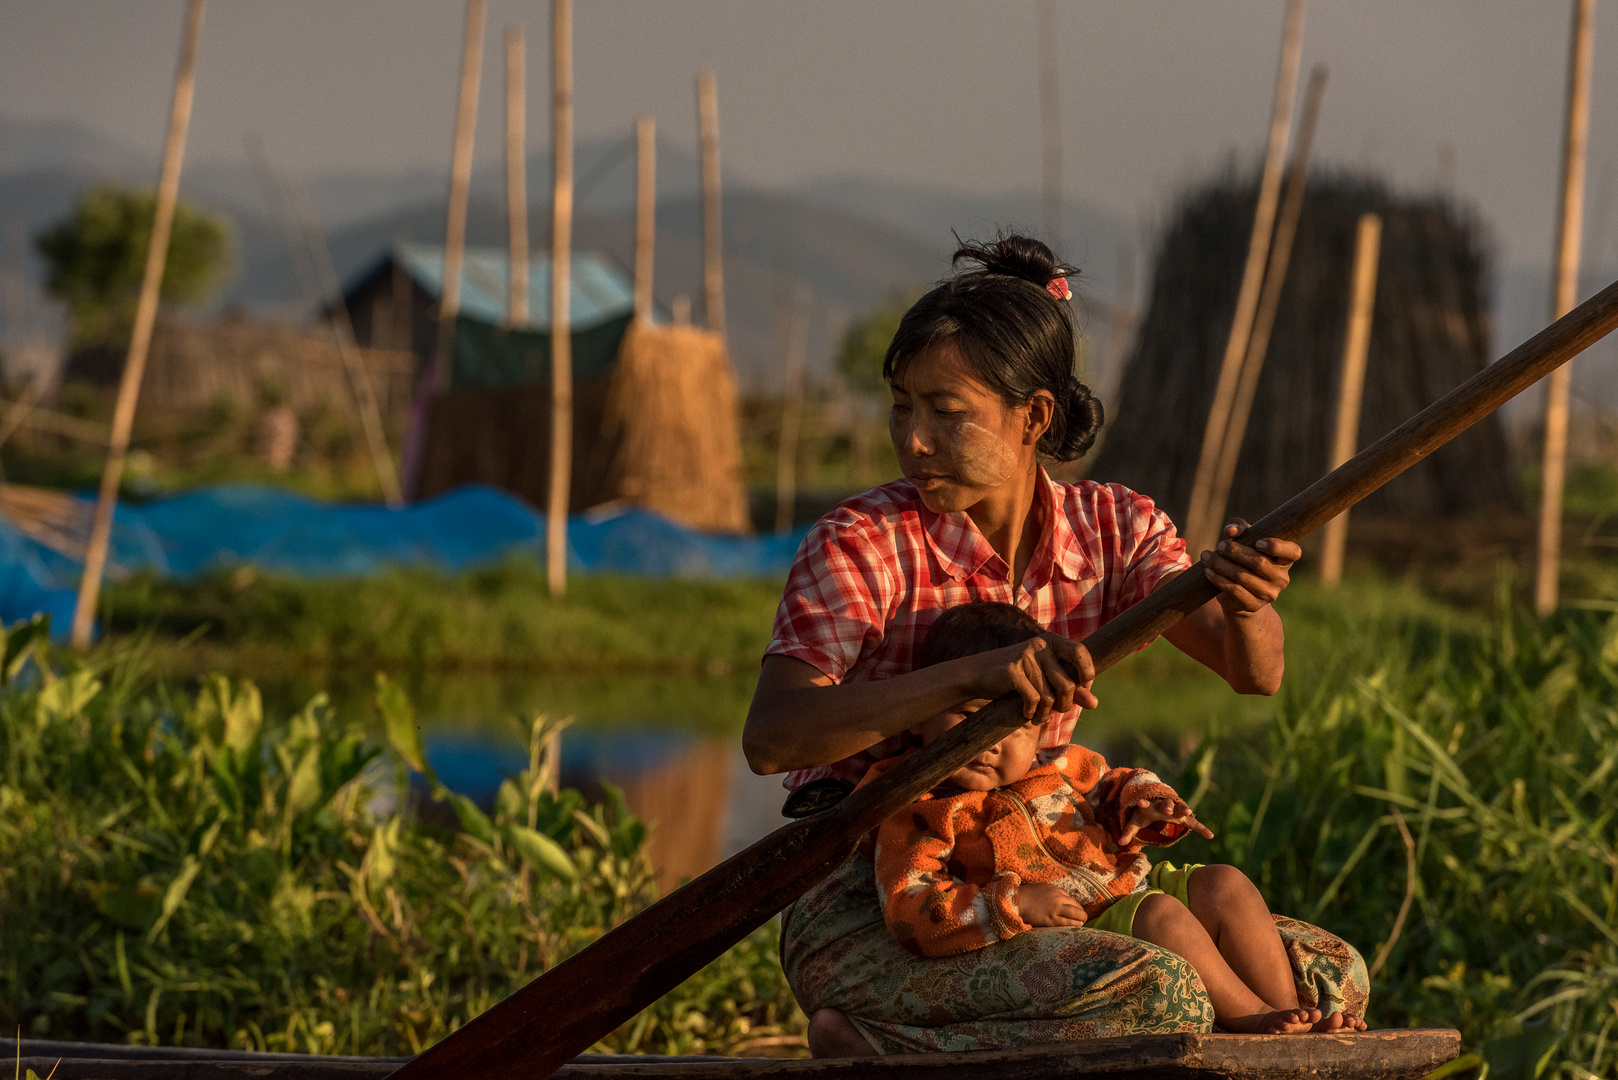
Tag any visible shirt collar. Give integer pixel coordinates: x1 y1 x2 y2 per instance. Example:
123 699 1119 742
916 469 1091 587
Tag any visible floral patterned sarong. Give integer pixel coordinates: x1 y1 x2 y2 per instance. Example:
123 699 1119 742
781 849 1369 1054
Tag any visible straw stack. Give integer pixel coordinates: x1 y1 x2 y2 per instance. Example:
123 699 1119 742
597 321 748 532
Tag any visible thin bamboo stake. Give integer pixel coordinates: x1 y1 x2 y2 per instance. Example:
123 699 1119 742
1319 213 1383 587
546 0 574 599
70 0 206 649
244 134 320 316
401 0 485 496
634 116 656 324
1099 243 1136 405
1202 65 1327 536
1037 0 1062 252
1535 0 1596 617
697 71 725 337
1183 0 1305 556
505 25 529 328
437 0 486 389
285 172 404 507
774 284 811 534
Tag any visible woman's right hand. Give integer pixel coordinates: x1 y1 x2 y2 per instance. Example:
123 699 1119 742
957 635 1098 722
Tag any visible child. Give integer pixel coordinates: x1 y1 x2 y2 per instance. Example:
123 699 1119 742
864 601 1367 1036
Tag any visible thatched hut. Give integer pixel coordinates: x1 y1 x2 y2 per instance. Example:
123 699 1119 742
342 244 748 532
1090 174 1520 524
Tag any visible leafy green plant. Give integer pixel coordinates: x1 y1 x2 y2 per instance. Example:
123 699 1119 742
0 617 804 1056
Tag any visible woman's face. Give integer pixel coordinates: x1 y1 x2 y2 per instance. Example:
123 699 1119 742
888 342 1046 513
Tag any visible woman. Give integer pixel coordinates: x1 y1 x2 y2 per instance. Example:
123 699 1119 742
742 236 1368 1056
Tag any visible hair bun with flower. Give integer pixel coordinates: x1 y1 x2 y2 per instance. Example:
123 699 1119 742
1046 276 1072 301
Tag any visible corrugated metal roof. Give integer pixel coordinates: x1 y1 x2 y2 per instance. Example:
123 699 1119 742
393 242 640 331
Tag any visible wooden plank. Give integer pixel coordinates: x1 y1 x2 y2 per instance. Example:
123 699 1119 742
388 272 1618 1080
1535 0 1596 616
8 1030 1459 1080
70 0 206 649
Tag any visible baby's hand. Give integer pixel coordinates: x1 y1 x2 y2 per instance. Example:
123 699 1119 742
1118 796 1215 846
1016 881 1087 928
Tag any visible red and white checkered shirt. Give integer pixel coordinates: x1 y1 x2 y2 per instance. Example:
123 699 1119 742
766 471 1190 791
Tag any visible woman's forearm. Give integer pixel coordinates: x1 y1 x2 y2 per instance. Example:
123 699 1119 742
1218 605 1285 694
742 656 979 776
1162 597 1285 695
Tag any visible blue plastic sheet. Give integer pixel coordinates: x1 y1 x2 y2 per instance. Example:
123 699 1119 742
0 484 808 637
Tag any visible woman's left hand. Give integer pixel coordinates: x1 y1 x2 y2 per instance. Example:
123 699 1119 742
1199 518 1300 615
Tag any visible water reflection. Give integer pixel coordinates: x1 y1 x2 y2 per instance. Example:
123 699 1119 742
256 669 788 890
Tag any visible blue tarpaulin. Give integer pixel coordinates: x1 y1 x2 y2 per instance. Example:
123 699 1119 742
0 484 808 637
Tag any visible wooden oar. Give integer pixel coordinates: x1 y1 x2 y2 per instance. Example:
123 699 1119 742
389 276 1618 1080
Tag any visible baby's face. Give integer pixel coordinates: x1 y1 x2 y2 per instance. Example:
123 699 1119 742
915 699 1043 791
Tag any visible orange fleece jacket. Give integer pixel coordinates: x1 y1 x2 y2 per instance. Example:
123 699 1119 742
864 747 1189 958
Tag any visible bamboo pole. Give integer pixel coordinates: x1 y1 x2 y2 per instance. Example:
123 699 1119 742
1319 214 1383 587
697 71 725 337
775 284 811 534
387 276 1618 1080
1535 0 1596 617
1202 65 1327 536
634 116 656 324
546 0 574 599
70 0 206 649
505 26 530 328
401 0 485 497
436 0 485 390
1183 0 1305 556
285 172 404 507
1037 0 1062 252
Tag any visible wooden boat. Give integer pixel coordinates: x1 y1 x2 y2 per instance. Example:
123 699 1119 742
5 1030 1459 1080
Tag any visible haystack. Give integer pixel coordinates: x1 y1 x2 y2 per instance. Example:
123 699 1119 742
592 321 749 533
1090 174 1520 523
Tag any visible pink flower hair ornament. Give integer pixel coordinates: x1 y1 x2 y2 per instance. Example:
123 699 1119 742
1046 276 1072 301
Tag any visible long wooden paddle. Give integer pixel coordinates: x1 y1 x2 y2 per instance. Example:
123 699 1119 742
390 277 1618 1080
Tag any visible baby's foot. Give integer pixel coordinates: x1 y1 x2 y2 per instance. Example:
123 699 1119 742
1309 1012 1368 1033
1223 1007 1323 1034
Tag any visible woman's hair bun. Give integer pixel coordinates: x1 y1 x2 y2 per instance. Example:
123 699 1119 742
952 233 1078 288
1053 375 1103 461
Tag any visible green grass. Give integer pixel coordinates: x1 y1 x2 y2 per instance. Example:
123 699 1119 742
100 561 785 679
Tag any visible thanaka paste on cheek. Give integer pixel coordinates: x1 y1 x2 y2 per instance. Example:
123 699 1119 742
951 422 1019 487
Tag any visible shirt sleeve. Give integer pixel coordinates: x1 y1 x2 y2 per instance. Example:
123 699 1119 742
1091 761 1191 850
1102 484 1192 620
874 805 1027 958
765 511 898 682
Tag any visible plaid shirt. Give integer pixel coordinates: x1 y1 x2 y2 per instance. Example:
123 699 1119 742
766 471 1190 791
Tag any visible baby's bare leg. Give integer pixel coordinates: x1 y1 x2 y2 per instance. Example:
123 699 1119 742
1185 865 1368 1032
1133 894 1321 1034
1185 864 1299 1009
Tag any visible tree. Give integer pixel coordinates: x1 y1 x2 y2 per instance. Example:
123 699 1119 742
836 293 916 398
35 185 231 347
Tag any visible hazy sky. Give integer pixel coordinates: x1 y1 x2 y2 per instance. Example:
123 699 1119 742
2 1 1614 273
